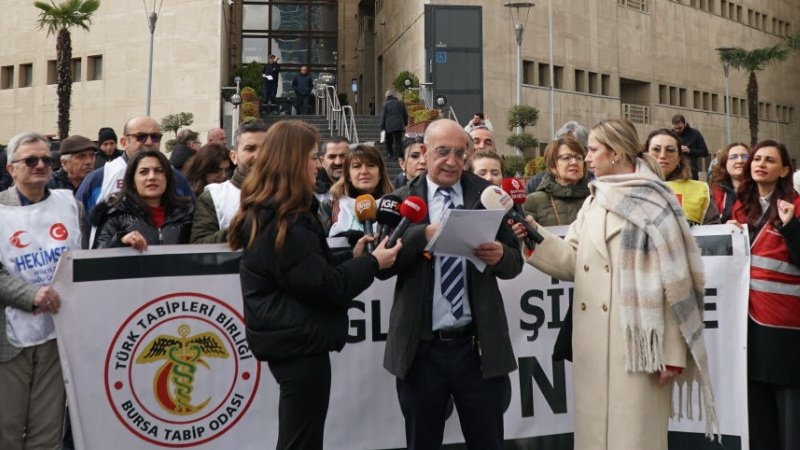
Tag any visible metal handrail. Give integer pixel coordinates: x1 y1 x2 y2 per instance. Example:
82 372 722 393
314 84 359 141
439 106 459 124
341 105 359 143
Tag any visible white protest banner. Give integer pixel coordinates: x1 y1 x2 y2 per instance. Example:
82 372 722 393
52 225 749 449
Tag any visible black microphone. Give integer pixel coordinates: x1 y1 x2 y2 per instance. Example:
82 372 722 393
376 195 402 243
386 195 428 249
480 186 544 245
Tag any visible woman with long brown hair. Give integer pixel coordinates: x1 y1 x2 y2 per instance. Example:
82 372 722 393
182 143 232 196
728 140 800 450
709 142 749 222
318 144 394 237
229 120 400 450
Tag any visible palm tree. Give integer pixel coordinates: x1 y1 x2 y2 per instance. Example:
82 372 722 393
34 0 100 140
717 45 788 146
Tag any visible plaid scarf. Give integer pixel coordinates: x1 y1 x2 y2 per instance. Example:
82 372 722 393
591 160 718 438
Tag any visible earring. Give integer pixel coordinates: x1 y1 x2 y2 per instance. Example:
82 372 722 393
611 159 616 166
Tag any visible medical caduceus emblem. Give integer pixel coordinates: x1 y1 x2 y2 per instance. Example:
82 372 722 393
135 324 229 415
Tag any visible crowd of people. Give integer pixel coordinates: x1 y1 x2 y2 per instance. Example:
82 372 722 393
0 108 798 450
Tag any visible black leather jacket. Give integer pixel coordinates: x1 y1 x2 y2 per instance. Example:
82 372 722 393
92 194 194 248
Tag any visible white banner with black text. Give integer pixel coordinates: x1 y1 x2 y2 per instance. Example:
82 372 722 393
51 225 749 449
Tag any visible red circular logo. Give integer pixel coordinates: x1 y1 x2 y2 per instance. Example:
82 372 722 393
50 223 68 241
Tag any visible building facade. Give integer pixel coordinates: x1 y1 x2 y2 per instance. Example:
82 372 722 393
0 0 229 145
359 0 800 160
1 0 798 163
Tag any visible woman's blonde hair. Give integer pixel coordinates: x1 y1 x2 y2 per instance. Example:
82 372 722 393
591 118 662 179
229 120 320 251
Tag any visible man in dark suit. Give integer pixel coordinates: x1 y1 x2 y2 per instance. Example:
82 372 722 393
377 119 522 449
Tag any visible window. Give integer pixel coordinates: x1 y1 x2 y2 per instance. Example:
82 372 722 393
693 91 702 109
19 63 33 88
711 93 719 112
658 84 667 104
588 72 598 94
47 60 57 85
71 58 82 82
522 60 534 85
669 86 678 106
618 0 649 13
575 69 586 92
679 88 687 107
553 65 564 89
87 55 102 81
1 65 13 89
538 63 550 88
601 74 611 96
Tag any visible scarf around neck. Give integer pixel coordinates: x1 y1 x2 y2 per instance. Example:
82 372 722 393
591 159 718 438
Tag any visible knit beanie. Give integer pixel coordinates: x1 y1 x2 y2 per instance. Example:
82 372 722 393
98 127 118 144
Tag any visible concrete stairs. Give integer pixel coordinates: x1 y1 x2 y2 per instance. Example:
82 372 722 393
260 114 402 180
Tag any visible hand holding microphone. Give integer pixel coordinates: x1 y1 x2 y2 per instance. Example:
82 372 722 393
501 177 535 249
355 194 378 253
480 185 544 245
386 195 427 249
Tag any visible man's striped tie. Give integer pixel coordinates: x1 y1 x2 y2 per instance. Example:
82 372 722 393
437 187 464 319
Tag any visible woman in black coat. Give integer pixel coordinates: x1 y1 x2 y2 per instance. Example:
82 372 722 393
93 149 193 250
229 120 400 450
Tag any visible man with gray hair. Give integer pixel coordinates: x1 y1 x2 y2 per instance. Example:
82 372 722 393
380 89 408 158
526 120 590 193
191 119 268 243
207 127 227 146
48 135 97 192
0 132 87 449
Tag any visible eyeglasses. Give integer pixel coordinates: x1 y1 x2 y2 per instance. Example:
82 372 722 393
11 156 54 168
126 133 163 143
433 147 466 159
557 154 582 162
728 154 749 161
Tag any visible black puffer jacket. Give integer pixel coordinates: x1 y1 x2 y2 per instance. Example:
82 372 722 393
92 194 194 248
238 202 379 362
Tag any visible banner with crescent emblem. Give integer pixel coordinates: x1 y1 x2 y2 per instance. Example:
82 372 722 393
52 226 750 449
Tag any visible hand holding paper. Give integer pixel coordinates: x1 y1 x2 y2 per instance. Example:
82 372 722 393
424 208 506 271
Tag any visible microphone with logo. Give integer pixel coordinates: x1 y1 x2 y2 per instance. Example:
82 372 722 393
386 195 427 249
501 177 535 249
355 194 378 253
480 186 543 247
376 195 402 243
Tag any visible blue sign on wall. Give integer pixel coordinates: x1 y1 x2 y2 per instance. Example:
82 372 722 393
435 51 447 64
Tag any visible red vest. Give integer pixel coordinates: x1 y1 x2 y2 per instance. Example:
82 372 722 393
734 196 800 329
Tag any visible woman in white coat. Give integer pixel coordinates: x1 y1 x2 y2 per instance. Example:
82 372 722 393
524 118 717 449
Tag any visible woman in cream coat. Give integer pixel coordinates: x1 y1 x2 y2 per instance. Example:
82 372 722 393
525 119 717 450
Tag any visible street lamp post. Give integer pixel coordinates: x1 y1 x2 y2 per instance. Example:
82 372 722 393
505 2 535 155
144 1 165 116
716 47 734 145
504 3 534 111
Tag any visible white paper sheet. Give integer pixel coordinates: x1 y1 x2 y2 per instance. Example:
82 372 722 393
423 208 506 271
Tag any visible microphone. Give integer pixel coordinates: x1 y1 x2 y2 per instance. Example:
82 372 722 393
376 195 402 243
386 195 427 249
480 186 544 245
502 177 534 249
355 194 378 253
